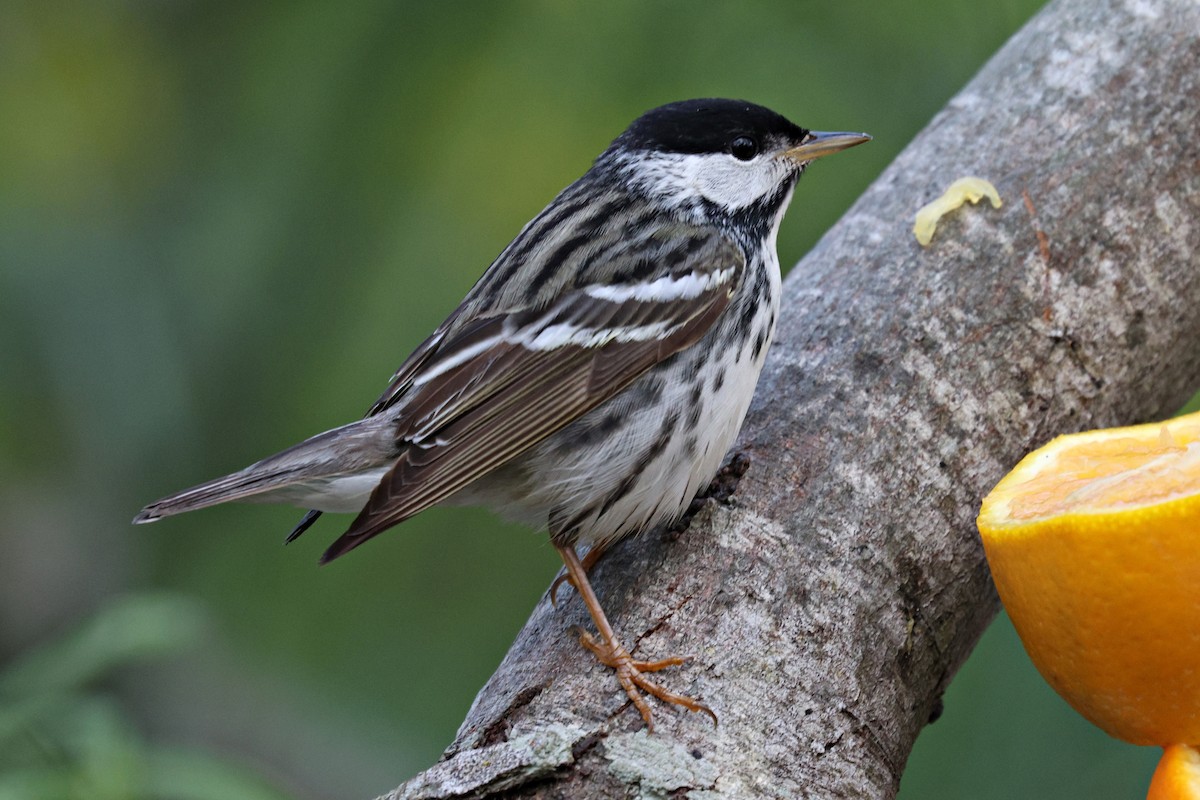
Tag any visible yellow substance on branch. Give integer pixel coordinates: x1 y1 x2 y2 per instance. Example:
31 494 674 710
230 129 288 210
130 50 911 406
977 410 1200 747
913 177 1002 246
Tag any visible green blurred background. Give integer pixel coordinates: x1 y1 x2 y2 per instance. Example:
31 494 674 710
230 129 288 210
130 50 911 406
0 1 1175 798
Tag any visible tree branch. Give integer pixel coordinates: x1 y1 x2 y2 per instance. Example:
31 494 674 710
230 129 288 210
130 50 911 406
384 0 1200 796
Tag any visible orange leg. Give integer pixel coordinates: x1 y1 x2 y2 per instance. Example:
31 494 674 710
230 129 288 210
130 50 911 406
549 543 608 607
554 543 717 731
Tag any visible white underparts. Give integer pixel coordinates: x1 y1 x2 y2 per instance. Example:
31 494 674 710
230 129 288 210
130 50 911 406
269 467 391 513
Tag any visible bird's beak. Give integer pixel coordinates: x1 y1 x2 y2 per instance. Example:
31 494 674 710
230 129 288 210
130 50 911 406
783 131 872 164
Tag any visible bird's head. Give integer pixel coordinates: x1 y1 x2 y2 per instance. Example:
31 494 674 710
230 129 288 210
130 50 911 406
600 98 869 231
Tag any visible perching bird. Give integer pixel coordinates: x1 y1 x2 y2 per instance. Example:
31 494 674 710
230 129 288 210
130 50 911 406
135 99 869 730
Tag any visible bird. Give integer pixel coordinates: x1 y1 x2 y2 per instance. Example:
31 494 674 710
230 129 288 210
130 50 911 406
134 99 869 730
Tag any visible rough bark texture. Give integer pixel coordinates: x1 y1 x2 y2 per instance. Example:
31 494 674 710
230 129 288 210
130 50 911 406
384 0 1200 796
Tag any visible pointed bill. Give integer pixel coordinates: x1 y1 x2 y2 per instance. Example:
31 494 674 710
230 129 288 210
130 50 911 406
784 131 871 164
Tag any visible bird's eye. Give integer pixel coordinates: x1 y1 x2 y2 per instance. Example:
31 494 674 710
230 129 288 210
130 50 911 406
729 136 758 161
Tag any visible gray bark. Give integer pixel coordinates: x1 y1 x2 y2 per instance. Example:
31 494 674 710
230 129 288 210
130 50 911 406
383 0 1200 796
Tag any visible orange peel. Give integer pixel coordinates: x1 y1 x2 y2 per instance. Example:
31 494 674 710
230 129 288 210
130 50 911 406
977 410 1200 746
1148 744 1200 800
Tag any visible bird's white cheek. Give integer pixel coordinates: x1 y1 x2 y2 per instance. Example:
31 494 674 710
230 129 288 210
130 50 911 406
624 151 787 213
694 157 783 211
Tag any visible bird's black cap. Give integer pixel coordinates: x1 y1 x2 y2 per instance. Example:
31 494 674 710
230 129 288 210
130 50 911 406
616 99 809 155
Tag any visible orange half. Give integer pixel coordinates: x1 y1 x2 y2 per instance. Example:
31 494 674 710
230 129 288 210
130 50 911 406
1149 744 1200 800
977 410 1200 746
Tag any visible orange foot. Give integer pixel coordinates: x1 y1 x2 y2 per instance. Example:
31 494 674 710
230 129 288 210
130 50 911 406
576 629 717 732
553 543 716 731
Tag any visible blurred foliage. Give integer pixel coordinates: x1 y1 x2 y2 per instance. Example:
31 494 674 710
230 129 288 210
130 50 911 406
0 594 289 800
0 1 1191 798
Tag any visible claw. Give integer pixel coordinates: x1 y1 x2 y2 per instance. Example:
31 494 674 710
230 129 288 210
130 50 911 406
576 629 716 730
549 571 572 608
554 544 716 731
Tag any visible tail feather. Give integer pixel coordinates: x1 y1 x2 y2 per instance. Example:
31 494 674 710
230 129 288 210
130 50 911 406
132 419 394 524
133 464 309 523
285 509 323 543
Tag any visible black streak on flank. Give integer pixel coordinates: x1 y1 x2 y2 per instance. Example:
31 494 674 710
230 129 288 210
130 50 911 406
552 406 681 543
687 384 704 427
683 434 699 461
751 327 768 361
560 410 625 450
594 409 680 520
724 266 765 349
632 374 666 407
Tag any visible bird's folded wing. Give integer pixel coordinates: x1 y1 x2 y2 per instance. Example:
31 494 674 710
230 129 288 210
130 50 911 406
364 327 453 418
286 313 460 540
321 231 744 561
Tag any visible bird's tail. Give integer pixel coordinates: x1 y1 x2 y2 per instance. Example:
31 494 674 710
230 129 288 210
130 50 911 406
132 418 394 524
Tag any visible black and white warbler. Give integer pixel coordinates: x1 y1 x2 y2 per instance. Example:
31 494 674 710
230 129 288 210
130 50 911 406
135 99 869 729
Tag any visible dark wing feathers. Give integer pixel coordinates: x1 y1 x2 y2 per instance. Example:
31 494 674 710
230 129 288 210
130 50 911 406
318 225 744 562
365 326 453 418
288 323 455 540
